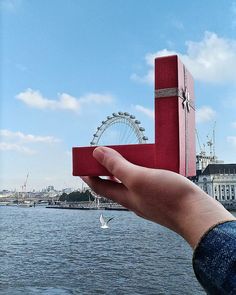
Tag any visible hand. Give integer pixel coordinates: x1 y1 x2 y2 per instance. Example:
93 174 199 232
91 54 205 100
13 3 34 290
81 147 235 248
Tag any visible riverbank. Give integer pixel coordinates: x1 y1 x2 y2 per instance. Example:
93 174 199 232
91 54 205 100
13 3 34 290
46 202 128 211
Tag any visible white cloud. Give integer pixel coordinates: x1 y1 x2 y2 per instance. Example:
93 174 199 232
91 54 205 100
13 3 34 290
227 136 236 147
196 106 216 123
57 93 81 111
232 122 236 128
135 105 154 119
0 129 60 155
131 32 236 84
130 72 154 85
0 142 36 154
16 89 114 113
0 129 60 143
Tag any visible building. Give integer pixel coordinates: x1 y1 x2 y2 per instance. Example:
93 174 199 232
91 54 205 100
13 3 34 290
191 156 236 209
197 164 236 201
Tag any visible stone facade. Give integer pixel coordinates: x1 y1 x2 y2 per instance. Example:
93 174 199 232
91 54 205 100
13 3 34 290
191 163 236 209
198 173 236 201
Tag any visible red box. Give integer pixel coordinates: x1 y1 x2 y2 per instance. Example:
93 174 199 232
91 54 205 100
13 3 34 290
72 55 196 177
73 144 156 176
155 55 196 176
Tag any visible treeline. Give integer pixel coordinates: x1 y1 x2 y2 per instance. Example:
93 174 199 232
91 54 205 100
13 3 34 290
59 190 95 202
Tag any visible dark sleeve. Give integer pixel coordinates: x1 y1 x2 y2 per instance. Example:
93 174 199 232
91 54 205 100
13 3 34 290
192 220 236 295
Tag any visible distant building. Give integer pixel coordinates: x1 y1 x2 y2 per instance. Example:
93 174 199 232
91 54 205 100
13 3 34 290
191 155 236 209
196 164 236 201
0 190 13 198
46 185 55 192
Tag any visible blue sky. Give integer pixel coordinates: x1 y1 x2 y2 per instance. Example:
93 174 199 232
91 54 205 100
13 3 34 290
1 0 236 191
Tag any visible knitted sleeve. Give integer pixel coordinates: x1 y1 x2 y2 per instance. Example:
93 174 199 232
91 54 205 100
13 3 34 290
193 220 236 295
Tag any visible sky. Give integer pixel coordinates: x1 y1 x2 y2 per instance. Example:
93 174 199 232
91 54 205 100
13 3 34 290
1 0 236 191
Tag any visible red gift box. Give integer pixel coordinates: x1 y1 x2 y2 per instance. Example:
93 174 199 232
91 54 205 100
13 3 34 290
72 55 196 177
155 55 196 176
73 144 156 176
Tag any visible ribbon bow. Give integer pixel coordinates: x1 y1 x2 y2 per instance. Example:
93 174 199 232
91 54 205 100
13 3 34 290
182 87 190 112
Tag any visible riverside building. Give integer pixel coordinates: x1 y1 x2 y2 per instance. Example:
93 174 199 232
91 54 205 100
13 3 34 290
190 153 236 209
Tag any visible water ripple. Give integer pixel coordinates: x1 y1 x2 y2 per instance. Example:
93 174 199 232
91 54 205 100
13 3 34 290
0 207 205 294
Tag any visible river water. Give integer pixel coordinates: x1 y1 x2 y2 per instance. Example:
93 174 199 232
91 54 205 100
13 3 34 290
0 206 205 294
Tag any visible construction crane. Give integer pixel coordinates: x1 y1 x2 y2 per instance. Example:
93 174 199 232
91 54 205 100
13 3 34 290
195 123 217 171
213 121 216 159
195 128 205 156
206 121 216 159
207 137 213 157
21 173 29 198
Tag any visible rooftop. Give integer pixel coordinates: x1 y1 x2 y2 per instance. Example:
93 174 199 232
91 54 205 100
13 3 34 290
202 164 236 175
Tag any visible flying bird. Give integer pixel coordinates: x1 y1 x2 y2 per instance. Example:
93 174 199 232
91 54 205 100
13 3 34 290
99 213 114 229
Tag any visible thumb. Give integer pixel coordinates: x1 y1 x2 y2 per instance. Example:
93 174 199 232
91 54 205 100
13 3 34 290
93 146 137 185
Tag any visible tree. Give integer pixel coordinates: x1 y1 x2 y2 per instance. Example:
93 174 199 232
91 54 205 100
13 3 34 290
59 190 95 202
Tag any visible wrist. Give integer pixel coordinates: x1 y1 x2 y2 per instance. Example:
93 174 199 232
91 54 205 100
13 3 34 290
174 189 235 248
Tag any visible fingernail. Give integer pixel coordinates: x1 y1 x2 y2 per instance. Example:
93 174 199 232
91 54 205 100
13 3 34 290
93 147 106 163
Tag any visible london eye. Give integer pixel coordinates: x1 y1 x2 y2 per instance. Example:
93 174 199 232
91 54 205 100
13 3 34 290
90 112 148 146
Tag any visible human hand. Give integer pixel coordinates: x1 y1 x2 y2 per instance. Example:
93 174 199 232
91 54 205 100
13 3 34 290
81 147 235 248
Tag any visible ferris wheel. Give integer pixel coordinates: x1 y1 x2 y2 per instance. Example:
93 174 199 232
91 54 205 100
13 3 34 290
90 111 148 146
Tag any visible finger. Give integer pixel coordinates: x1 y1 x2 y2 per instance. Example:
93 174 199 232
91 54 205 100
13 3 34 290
106 176 120 183
92 146 140 186
81 176 131 208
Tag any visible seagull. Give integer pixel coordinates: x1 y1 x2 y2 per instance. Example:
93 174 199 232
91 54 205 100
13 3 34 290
99 213 114 229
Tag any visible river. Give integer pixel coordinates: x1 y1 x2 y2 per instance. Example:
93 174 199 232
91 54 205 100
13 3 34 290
0 206 205 294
